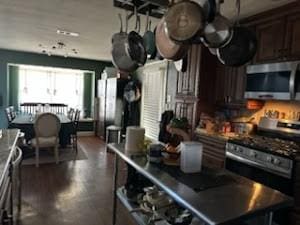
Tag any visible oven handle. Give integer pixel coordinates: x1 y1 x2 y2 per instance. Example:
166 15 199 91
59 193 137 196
226 152 267 169
225 152 291 179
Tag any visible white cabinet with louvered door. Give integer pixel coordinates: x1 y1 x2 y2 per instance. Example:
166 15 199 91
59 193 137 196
140 61 168 140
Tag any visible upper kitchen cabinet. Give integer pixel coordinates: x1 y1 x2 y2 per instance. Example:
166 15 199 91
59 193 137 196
176 45 201 99
248 2 300 63
254 18 285 63
285 13 300 60
215 63 247 107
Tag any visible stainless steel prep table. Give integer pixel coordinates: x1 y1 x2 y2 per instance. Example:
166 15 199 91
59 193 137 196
108 143 293 225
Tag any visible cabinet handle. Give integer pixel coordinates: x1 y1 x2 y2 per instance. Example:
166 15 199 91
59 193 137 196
259 94 274 99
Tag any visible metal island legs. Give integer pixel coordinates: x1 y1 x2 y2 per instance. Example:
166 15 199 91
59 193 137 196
112 153 119 225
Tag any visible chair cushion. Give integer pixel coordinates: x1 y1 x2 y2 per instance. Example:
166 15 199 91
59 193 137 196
31 137 58 148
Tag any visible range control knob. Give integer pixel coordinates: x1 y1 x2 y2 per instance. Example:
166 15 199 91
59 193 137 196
237 147 244 153
250 151 257 158
266 156 273 163
273 158 281 165
229 144 236 151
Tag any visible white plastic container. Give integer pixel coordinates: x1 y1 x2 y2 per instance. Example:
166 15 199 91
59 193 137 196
180 142 203 173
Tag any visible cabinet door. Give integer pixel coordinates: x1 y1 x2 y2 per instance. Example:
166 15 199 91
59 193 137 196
285 13 300 60
255 19 285 62
174 100 198 131
176 45 201 97
215 63 246 105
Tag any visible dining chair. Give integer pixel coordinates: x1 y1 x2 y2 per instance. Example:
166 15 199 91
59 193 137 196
71 109 80 153
5 107 13 123
9 106 17 119
67 108 75 120
31 113 61 167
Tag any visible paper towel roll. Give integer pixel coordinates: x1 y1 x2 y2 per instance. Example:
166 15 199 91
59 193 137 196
125 126 145 155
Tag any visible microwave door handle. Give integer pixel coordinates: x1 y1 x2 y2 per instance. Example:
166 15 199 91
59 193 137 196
258 94 274 99
289 62 299 99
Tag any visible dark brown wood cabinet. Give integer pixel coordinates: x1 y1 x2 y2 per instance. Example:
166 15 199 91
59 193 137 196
176 45 201 98
255 19 285 62
174 45 216 133
194 133 227 169
215 63 246 106
285 13 300 60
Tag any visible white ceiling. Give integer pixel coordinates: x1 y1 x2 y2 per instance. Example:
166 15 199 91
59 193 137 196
0 0 296 61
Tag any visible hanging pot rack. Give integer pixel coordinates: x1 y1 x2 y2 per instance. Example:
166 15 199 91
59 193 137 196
113 0 168 18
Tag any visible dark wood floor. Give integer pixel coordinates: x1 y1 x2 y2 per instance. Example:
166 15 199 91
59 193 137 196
20 136 135 225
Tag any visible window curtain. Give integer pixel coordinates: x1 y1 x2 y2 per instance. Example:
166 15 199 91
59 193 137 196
83 72 93 118
8 65 19 110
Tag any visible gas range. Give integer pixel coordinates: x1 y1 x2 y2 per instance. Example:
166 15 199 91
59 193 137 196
228 135 300 158
225 117 300 225
225 117 300 179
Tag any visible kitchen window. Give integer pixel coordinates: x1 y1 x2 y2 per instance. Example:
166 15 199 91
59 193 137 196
8 64 95 117
18 65 84 111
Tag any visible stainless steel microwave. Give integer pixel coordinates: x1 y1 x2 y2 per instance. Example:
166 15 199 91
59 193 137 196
245 61 300 100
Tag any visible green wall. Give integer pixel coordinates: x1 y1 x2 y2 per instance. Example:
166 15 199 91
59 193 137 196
0 49 112 128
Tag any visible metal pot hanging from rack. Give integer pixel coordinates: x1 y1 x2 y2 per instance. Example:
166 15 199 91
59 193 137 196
111 13 139 73
216 0 257 66
200 0 233 49
165 0 205 43
126 6 147 67
143 10 157 60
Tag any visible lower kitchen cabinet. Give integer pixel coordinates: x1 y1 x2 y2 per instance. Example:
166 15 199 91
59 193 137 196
194 133 227 169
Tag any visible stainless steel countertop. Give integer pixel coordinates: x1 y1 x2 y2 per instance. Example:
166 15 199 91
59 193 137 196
108 143 293 225
0 129 19 186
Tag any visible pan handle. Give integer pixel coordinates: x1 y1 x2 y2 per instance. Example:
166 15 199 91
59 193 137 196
118 13 123 33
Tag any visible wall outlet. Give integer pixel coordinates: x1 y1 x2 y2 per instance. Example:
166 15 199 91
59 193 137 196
166 95 172 103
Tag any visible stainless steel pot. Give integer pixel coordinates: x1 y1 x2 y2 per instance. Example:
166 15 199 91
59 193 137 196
111 14 139 72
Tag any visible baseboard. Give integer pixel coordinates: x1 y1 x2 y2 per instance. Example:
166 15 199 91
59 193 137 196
78 131 95 137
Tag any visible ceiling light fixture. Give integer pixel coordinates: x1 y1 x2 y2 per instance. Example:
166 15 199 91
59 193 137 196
56 29 79 37
39 42 79 58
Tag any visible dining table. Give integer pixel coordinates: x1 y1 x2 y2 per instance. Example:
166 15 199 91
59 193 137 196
11 114 73 147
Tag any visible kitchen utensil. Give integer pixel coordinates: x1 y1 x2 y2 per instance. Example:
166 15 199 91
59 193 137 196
155 18 189 61
192 0 216 23
216 0 257 66
201 0 233 48
111 14 139 72
126 9 147 66
165 0 205 42
143 11 156 59
174 55 188 72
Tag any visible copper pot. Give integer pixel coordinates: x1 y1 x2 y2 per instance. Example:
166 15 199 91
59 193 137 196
155 18 189 61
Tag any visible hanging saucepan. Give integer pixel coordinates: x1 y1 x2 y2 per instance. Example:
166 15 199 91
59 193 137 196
143 10 156 59
126 10 147 67
192 0 216 23
165 0 205 42
216 0 257 66
193 0 233 48
153 26 163 60
216 26 257 66
202 0 233 48
155 18 189 61
112 14 139 72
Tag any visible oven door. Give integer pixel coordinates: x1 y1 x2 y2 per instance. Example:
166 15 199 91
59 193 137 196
225 157 293 225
